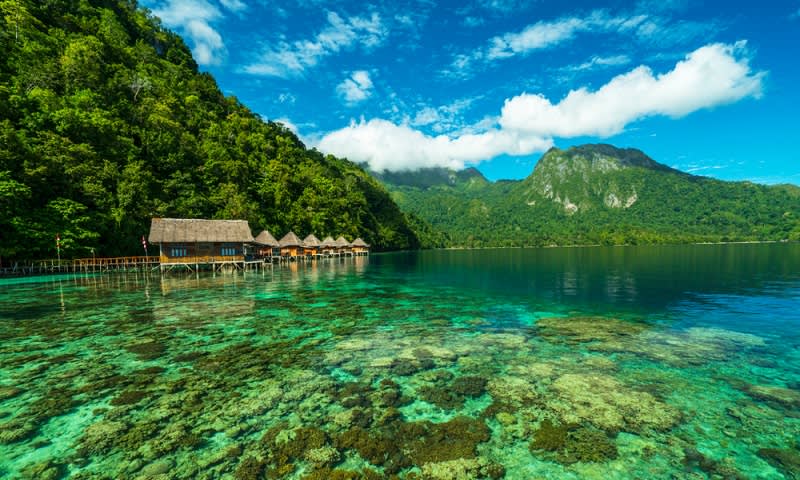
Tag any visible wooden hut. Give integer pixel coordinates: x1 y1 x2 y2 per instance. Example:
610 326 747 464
320 236 337 256
148 218 254 267
279 232 303 258
335 236 352 256
302 234 321 257
351 237 370 255
254 230 280 259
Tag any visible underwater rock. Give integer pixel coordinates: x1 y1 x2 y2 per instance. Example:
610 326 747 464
0 418 38 444
742 384 800 408
138 459 173 477
452 376 488 398
266 425 328 471
20 460 65 480
474 333 529 349
234 456 266 480
757 448 800 479
110 390 149 406
125 340 167 360
528 419 618 464
304 445 341 467
300 468 369 480
495 412 516 426
486 376 538 406
535 316 648 344
419 375 488 410
116 420 159 451
79 420 127 454
406 417 491 465
0 385 22 401
420 457 506 480
548 373 681 433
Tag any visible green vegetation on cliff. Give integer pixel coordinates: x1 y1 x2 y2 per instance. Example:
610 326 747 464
0 0 420 261
380 144 800 247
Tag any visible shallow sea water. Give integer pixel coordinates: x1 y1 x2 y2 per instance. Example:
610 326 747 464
1 244 799 479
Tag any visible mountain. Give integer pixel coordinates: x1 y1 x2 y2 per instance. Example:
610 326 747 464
0 0 421 261
379 144 800 247
371 167 488 189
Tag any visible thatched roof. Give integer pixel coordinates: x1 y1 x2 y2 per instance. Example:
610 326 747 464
254 230 279 247
303 234 321 247
335 236 351 247
351 237 370 247
148 218 254 243
320 236 337 247
279 231 303 247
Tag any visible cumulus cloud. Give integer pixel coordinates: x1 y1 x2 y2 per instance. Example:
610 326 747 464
318 42 764 172
149 0 227 65
336 71 374 104
244 12 387 77
500 41 764 137
318 119 552 172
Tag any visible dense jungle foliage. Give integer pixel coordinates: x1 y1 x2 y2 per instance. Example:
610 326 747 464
380 145 800 248
0 0 422 262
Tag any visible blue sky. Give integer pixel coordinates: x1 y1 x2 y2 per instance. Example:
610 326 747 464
143 0 800 183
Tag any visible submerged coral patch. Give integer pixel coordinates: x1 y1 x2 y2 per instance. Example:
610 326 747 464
548 373 681 432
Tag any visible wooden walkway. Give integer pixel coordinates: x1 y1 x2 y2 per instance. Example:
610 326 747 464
1 251 369 277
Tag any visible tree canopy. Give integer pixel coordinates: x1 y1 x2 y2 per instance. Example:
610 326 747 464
0 0 421 262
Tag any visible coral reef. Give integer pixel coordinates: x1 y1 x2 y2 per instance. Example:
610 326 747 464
547 373 681 432
528 419 618 464
757 448 800 479
420 457 505 480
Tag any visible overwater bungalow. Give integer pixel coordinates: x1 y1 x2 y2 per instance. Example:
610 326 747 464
148 218 255 269
335 236 352 256
279 232 303 258
302 234 321 257
351 237 370 255
254 230 280 258
320 236 338 256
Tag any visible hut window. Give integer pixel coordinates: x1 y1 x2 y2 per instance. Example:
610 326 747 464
221 244 238 256
170 246 188 257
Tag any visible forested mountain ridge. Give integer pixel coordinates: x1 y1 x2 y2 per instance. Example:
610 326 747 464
0 0 421 261
380 144 800 247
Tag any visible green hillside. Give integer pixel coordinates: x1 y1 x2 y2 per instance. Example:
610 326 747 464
0 0 421 262
381 144 800 247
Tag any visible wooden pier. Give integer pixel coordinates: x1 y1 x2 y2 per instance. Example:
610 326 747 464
0 253 372 277
1 256 161 276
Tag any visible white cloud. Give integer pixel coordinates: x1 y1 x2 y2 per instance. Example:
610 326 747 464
318 119 552 172
244 12 387 77
446 11 646 76
149 0 227 65
567 54 631 72
274 118 299 134
219 0 247 12
336 70 374 104
500 42 764 137
319 42 764 172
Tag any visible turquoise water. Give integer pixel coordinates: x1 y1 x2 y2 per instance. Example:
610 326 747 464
1 244 799 479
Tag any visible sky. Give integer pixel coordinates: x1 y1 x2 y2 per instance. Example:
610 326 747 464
142 0 800 183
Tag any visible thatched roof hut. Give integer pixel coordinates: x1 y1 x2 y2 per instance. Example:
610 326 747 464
148 218 254 243
302 234 321 247
320 236 337 248
279 231 303 247
335 236 351 247
351 237 370 247
254 230 279 247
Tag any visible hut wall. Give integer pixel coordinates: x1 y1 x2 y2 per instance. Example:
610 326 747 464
159 242 245 263
281 246 301 257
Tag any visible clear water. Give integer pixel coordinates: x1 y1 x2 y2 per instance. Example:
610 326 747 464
1 244 799 479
